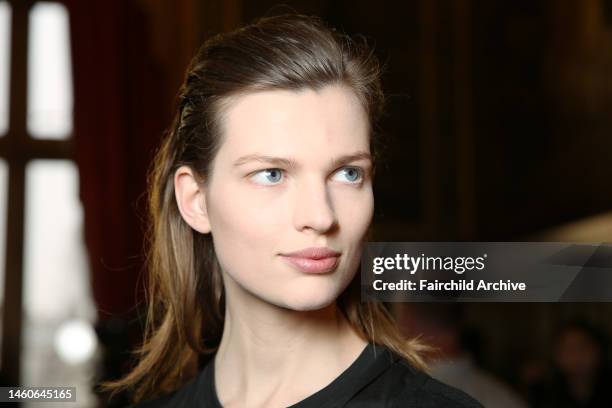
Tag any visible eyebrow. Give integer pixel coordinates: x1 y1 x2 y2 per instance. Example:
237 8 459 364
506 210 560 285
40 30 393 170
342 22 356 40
232 151 373 169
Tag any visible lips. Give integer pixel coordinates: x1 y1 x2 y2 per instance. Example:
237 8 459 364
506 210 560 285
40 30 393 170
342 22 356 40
280 247 341 274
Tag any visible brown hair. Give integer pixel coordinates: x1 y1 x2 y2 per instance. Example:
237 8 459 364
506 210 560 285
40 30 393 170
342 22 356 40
105 13 427 403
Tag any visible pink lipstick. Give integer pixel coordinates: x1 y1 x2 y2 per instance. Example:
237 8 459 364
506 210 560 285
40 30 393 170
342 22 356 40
280 247 341 274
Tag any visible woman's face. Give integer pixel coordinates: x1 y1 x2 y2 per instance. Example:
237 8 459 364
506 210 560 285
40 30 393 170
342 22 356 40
202 85 373 311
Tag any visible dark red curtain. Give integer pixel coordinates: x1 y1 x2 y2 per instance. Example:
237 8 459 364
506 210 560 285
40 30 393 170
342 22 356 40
65 0 170 321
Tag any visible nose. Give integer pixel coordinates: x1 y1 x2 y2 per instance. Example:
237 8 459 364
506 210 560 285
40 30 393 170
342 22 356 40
292 177 337 234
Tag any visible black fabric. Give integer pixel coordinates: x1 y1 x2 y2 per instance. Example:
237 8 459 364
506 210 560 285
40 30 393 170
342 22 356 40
132 344 483 407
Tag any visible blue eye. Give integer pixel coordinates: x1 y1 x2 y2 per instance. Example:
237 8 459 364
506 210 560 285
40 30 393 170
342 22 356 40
333 167 363 184
251 168 284 185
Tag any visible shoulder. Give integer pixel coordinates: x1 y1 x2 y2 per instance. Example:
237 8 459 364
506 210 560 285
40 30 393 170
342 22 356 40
358 354 484 408
128 369 206 408
128 393 174 408
408 373 485 407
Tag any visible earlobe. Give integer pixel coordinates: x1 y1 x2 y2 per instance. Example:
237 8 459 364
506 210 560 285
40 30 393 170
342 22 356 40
174 166 211 234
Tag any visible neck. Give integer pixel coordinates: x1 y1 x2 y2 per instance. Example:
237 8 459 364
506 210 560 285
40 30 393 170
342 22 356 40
214 280 367 407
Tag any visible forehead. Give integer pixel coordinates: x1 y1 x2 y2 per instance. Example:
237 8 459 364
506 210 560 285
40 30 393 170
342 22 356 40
217 85 370 157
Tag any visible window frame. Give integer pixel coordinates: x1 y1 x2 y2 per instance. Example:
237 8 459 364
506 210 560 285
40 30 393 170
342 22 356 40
0 0 73 385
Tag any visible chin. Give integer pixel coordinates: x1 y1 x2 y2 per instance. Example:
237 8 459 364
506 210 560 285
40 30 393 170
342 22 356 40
274 280 345 311
281 298 335 312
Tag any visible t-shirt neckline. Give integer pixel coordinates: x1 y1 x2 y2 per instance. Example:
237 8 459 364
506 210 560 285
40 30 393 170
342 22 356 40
200 343 395 408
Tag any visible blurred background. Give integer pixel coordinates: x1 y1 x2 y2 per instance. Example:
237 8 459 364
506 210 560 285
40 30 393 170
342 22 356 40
1 0 611 407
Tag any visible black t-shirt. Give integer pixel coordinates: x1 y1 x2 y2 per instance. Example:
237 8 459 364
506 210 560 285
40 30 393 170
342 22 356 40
133 344 483 407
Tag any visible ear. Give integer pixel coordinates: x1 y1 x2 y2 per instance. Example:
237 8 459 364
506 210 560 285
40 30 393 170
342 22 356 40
174 166 211 234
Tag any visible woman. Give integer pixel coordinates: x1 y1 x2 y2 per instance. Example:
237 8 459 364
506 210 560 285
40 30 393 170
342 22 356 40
108 14 482 407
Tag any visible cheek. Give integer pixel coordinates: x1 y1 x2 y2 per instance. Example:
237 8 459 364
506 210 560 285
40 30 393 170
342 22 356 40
210 182 261 230
336 187 374 238
334 188 374 279
206 183 283 269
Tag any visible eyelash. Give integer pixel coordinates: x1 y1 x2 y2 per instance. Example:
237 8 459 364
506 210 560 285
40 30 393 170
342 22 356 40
249 166 365 186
